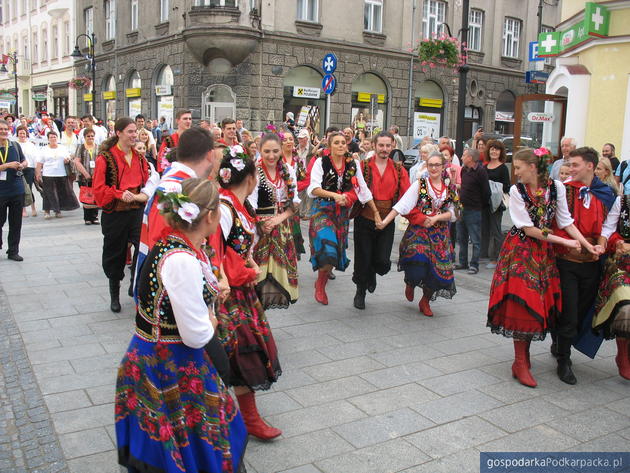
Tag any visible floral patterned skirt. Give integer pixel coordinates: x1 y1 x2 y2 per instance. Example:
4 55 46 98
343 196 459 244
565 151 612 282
487 230 561 341
398 222 456 300
593 253 630 339
253 218 299 309
115 335 247 473
217 286 282 391
309 198 350 271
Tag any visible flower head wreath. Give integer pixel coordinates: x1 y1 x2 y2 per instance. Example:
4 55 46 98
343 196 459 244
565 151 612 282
534 147 553 180
220 144 250 185
156 189 201 225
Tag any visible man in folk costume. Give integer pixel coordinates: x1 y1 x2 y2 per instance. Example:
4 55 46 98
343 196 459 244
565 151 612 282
157 109 193 173
93 118 150 313
552 147 620 384
352 131 410 309
136 127 220 300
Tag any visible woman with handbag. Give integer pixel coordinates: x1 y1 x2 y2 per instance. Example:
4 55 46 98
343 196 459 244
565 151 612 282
250 133 300 309
378 152 459 317
35 131 79 219
74 128 100 225
482 140 511 269
15 126 39 217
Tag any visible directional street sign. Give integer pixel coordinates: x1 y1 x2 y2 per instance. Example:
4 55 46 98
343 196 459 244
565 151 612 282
322 53 337 74
322 74 336 95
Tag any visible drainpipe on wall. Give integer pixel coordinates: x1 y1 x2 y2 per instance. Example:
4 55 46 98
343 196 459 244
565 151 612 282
406 0 417 148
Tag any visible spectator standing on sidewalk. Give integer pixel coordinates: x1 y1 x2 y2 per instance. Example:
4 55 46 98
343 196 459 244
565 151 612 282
0 119 27 261
15 126 38 218
481 140 511 269
456 148 490 274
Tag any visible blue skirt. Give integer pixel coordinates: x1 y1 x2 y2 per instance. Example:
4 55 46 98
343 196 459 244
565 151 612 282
308 198 350 271
115 335 247 473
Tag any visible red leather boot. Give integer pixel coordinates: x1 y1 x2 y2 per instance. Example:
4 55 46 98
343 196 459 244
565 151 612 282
615 337 630 380
314 270 329 305
236 391 282 441
418 290 433 317
405 284 414 302
512 340 537 388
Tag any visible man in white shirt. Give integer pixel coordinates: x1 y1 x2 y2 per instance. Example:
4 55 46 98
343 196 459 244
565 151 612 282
549 137 577 181
59 116 79 157
78 115 107 145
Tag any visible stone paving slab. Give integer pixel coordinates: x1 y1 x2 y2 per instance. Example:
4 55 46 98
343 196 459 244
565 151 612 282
1 210 629 473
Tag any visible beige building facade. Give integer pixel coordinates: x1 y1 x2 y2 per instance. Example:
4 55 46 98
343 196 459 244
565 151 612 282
72 0 559 142
0 0 76 118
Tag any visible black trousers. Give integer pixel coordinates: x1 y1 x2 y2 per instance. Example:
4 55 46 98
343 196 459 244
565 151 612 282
83 207 99 222
352 215 395 288
0 194 24 256
205 334 232 386
556 259 601 341
101 208 143 282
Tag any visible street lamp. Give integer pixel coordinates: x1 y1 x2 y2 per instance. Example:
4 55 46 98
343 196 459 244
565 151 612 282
71 33 97 117
0 52 19 117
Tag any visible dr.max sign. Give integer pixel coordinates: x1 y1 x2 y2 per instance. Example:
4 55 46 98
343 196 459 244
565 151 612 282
527 112 554 123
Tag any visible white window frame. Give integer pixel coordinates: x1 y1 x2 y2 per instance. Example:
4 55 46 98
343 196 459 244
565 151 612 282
63 20 70 56
51 24 58 59
502 17 521 59
85 7 94 36
364 0 382 33
422 0 446 39
105 0 116 40
297 0 318 23
41 28 48 62
159 0 169 23
468 9 483 52
130 0 138 31
32 32 38 64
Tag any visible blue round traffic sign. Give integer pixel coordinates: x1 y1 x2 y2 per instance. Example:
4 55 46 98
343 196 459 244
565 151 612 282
322 74 336 95
322 53 338 74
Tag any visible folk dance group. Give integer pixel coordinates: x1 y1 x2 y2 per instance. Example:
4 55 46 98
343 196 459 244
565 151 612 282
85 115 628 473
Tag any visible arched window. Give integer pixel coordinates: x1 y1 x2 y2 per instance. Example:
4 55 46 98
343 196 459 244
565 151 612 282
283 65 324 136
351 72 388 136
201 84 236 125
413 80 445 141
126 70 142 117
102 75 117 122
495 90 516 134
154 65 174 129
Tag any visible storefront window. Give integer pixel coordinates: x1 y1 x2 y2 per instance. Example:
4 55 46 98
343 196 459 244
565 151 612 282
351 72 388 137
283 65 324 137
126 70 142 117
413 80 444 144
495 89 515 135
103 75 117 122
155 65 174 129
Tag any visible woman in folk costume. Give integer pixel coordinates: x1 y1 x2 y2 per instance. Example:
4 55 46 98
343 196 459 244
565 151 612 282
487 148 597 388
211 147 283 440
115 178 247 473
279 129 307 258
249 134 300 309
593 194 630 380
379 152 459 317
306 132 375 305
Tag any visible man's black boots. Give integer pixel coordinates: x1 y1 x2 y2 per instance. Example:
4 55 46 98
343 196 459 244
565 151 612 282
109 279 122 313
353 285 366 310
556 337 577 385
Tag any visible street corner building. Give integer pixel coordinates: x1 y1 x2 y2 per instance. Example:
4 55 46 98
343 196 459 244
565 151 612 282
543 0 630 159
59 0 557 140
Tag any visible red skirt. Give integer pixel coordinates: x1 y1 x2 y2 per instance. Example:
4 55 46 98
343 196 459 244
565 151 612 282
487 230 561 341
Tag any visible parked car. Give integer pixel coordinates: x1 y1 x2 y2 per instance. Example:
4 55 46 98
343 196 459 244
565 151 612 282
464 134 540 162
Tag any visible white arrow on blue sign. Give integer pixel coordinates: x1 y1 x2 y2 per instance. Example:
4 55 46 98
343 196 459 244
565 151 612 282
322 74 336 95
322 53 337 74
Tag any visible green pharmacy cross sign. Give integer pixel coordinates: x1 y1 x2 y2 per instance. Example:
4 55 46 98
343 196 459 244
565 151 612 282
538 2 610 57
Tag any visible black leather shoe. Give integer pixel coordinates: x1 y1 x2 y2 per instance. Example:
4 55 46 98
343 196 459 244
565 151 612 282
109 279 122 313
550 342 558 358
353 289 366 310
557 361 577 385
7 254 23 262
328 271 336 280
367 282 376 293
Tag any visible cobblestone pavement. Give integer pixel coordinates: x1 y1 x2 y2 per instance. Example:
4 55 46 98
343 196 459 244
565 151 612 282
1 208 629 473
